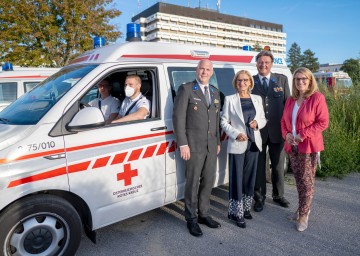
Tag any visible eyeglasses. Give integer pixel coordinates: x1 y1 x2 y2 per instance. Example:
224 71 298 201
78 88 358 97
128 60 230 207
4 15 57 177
295 77 309 82
236 79 249 83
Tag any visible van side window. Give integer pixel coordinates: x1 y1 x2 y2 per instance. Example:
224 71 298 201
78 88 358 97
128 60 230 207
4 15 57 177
167 67 218 93
0 82 17 103
213 67 236 108
213 68 235 97
79 68 158 123
167 66 235 109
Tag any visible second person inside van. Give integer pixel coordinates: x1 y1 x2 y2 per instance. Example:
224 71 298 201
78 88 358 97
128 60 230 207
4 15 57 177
112 75 151 123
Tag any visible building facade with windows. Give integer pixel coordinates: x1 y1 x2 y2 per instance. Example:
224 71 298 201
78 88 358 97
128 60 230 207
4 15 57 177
132 2 287 57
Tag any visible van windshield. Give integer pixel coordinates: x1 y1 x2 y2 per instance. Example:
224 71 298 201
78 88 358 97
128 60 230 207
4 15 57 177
0 64 98 125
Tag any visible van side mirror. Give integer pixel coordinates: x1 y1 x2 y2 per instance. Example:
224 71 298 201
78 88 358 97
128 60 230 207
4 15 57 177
67 107 105 132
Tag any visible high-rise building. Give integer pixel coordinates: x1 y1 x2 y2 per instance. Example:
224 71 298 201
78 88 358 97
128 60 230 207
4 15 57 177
132 2 287 57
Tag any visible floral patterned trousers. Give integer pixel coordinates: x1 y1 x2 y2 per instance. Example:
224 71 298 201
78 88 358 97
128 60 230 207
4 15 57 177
289 150 317 218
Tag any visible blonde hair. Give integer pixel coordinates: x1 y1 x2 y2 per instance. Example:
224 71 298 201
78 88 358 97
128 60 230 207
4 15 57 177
292 67 318 99
232 70 254 92
125 74 141 85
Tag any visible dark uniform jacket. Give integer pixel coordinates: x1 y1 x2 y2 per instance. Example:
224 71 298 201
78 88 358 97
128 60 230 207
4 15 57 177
173 80 220 153
252 73 290 143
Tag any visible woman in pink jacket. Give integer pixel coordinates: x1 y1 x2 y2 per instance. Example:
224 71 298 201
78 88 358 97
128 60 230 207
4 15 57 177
281 67 329 232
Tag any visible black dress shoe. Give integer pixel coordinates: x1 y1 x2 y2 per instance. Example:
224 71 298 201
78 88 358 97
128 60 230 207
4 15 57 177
244 210 253 219
198 216 221 228
254 201 263 212
273 197 290 208
187 222 203 237
228 214 238 221
236 217 246 228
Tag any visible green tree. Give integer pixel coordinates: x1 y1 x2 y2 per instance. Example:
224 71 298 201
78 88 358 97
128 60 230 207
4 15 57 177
340 58 360 86
301 49 319 73
252 42 263 52
287 42 302 73
0 0 121 67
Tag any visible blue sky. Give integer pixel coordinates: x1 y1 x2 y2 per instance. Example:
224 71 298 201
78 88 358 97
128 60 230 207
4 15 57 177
112 0 360 64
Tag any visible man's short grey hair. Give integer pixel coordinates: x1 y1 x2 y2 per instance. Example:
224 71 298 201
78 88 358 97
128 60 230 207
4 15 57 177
255 51 274 62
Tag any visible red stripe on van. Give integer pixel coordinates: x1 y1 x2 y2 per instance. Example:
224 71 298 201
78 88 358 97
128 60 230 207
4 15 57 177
66 131 173 153
210 55 253 63
70 55 90 64
121 54 253 63
0 131 173 164
143 145 157 158
68 161 91 173
7 161 90 188
111 152 128 165
92 156 111 169
7 166 67 188
0 149 65 164
6 139 178 188
156 141 169 156
168 141 176 153
128 148 143 161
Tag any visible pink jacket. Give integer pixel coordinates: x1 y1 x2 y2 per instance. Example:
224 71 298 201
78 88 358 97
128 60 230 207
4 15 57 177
281 91 329 154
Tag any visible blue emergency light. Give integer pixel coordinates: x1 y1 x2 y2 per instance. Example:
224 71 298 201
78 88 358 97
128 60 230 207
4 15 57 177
93 37 105 49
2 62 13 71
126 23 141 42
242 45 252 51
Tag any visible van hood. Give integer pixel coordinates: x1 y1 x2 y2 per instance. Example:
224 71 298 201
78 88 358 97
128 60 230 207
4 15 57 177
0 124 33 151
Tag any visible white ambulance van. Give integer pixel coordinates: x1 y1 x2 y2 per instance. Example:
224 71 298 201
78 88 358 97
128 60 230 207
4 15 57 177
0 42 291 255
0 66 60 111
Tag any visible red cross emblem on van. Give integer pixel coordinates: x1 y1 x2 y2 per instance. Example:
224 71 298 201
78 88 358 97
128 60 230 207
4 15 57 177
117 163 138 186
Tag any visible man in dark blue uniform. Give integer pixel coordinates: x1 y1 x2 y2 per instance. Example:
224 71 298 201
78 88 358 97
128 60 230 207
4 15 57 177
252 51 291 212
173 59 221 237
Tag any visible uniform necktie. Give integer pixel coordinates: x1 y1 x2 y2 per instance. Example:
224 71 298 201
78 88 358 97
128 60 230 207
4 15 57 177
262 77 268 93
204 86 210 107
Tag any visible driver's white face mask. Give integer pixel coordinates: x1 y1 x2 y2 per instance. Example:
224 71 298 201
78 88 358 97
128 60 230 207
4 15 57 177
125 86 135 97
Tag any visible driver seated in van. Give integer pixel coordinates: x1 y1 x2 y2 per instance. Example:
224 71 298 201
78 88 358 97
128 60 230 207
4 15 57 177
112 75 150 123
89 79 120 125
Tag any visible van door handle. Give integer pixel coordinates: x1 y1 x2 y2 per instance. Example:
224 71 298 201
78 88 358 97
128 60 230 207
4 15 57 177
151 126 167 131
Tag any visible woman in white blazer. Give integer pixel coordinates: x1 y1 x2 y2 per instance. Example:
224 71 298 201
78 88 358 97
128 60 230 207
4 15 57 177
221 70 266 228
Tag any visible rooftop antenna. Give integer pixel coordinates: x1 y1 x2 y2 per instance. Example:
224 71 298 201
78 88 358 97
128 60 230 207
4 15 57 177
216 0 221 12
199 0 201 8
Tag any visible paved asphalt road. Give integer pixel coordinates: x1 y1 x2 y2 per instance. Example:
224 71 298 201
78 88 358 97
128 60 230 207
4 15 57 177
76 173 360 256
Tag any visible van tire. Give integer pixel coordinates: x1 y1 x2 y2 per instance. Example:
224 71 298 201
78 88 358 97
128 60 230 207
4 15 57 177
0 194 82 256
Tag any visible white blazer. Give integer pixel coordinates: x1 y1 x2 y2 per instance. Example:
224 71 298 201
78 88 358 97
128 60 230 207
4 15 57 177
221 93 267 154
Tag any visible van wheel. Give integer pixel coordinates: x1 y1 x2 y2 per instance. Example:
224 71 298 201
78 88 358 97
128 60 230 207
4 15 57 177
0 194 82 256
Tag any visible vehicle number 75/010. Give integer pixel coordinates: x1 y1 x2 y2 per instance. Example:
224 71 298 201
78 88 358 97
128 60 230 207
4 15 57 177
20 141 56 151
